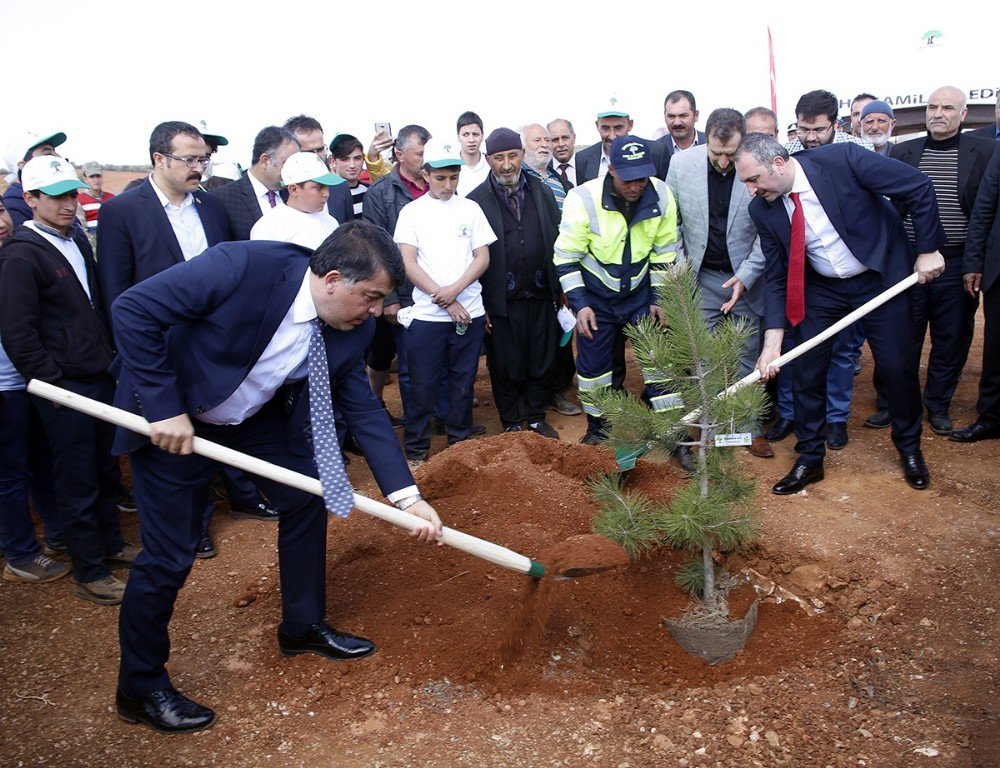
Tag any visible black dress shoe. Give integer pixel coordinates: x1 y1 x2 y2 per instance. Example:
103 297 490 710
116 687 215 734
826 421 849 450
764 418 794 442
673 444 696 474
900 452 930 490
579 431 604 446
194 531 216 559
772 462 824 495
230 498 280 521
928 412 953 436
950 421 1000 443
278 622 376 661
864 410 891 429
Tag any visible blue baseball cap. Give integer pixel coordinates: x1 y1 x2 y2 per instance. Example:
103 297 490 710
609 136 656 181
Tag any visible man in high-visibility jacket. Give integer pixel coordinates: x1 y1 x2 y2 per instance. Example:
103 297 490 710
554 135 686 453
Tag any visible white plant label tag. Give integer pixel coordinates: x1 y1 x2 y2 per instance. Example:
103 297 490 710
714 432 753 447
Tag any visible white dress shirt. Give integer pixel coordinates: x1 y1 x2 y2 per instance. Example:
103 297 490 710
782 158 868 278
199 271 315 425
248 171 284 217
457 155 490 197
553 158 577 187
598 150 611 179
149 176 209 261
24 221 91 299
199 269 419 502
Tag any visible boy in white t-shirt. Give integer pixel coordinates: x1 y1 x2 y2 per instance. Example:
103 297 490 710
250 151 341 248
394 140 496 464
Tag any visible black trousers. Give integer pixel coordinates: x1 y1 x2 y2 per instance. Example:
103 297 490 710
793 270 922 465
911 252 979 416
31 376 123 583
975 279 1000 425
486 298 558 427
119 395 327 696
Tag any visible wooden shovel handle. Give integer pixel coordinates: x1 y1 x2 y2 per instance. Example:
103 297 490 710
26 379 545 578
681 272 920 424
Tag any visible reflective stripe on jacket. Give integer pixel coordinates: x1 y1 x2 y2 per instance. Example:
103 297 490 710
553 175 678 321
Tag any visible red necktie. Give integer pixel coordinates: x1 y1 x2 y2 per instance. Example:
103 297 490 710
786 192 806 326
558 163 570 185
266 190 277 208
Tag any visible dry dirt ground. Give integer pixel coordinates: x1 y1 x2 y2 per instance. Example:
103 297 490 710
1 183 997 766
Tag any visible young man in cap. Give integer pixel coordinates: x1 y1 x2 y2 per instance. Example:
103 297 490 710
393 140 496 464
0 156 139 604
2 130 69 227
554 136 686 464
78 161 114 235
0 196 68 585
250 152 341 248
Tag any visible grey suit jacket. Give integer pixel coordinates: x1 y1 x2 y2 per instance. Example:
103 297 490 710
665 144 765 315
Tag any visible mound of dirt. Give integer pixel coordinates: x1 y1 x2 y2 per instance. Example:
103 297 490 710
260 431 841 701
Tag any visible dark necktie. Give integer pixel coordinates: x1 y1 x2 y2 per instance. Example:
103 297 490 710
786 192 806 326
266 190 277 208
558 163 570 185
307 318 354 518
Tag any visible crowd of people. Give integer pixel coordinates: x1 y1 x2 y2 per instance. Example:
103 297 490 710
1 85 999 733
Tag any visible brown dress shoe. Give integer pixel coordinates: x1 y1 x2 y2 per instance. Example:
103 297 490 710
746 437 775 458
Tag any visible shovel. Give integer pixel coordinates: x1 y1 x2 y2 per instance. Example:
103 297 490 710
27 380 621 580
614 272 921 467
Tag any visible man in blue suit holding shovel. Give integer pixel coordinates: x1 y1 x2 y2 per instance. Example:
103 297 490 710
735 134 946 495
110 221 442 734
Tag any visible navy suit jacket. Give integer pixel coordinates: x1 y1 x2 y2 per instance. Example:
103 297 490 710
575 136 669 185
748 142 947 330
97 178 231 308
211 172 262 241
109 240 412 495
968 124 999 141
964 147 1000 292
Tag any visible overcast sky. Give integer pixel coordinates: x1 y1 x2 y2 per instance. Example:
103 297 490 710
3 0 994 168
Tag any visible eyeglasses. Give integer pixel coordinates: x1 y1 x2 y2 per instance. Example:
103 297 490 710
796 125 833 138
302 146 329 159
161 153 212 168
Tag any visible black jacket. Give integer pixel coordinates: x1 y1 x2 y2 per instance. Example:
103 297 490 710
964 147 1000 292
891 133 997 222
363 167 420 306
0 226 114 383
466 173 561 317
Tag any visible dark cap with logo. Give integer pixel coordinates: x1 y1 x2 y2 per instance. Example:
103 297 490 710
609 136 656 181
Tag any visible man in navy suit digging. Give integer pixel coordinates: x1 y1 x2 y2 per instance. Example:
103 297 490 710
111 221 443 734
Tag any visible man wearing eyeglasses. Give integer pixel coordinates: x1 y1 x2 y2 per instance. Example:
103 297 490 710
784 90 873 154
764 91 872 453
97 121 231 306
97 122 264 560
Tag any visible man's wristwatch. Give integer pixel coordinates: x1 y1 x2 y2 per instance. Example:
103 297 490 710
394 494 423 511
